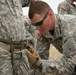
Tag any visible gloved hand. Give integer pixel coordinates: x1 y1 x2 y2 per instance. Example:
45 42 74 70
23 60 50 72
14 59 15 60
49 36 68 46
26 45 42 68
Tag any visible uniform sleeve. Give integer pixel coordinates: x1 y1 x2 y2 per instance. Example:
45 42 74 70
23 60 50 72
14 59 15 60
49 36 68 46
20 0 34 7
41 37 76 75
57 3 69 15
36 36 51 60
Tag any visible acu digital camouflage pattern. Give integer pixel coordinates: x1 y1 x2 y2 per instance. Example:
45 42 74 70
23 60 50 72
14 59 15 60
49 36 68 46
37 14 76 75
0 0 35 75
24 16 37 48
24 17 45 75
58 0 76 14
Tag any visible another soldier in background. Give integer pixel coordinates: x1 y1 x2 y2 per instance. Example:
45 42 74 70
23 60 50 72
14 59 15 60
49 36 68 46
58 0 76 14
26 1 76 75
0 0 36 75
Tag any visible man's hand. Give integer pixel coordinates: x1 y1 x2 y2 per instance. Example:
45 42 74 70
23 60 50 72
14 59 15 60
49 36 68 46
26 46 42 68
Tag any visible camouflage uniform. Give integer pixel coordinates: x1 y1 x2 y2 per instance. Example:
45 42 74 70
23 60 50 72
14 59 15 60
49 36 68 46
58 0 76 14
37 14 76 75
24 16 45 75
24 16 37 48
0 0 35 75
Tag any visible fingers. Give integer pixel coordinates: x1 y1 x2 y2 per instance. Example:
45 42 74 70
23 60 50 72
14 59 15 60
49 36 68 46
26 50 32 57
26 45 33 53
26 45 36 53
26 45 30 50
26 50 37 65
26 45 39 59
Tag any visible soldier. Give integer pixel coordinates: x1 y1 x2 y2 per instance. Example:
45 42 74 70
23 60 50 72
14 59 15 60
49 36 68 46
0 0 36 75
57 0 76 14
26 1 76 75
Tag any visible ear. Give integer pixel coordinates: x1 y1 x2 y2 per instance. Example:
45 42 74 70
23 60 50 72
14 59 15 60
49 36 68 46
48 10 53 16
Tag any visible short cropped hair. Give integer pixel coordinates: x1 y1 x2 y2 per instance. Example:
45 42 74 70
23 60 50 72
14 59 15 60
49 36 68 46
28 1 52 19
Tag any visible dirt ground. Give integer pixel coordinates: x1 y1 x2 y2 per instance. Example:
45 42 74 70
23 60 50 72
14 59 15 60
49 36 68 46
47 44 63 75
49 44 63 61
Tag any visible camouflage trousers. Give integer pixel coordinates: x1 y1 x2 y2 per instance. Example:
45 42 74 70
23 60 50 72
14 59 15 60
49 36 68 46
0 47 30 75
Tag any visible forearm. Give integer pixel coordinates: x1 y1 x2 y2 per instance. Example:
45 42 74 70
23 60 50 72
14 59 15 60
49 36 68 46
40 37 76 75
36 37 50 60
40 54 75 75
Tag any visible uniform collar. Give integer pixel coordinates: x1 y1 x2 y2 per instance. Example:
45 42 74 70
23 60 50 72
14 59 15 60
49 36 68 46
42 31 54 41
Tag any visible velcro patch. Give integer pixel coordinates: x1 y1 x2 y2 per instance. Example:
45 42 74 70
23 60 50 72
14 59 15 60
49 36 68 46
35 30 42 39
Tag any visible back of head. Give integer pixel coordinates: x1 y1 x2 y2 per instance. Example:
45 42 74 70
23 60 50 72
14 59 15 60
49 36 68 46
28 1 52 19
